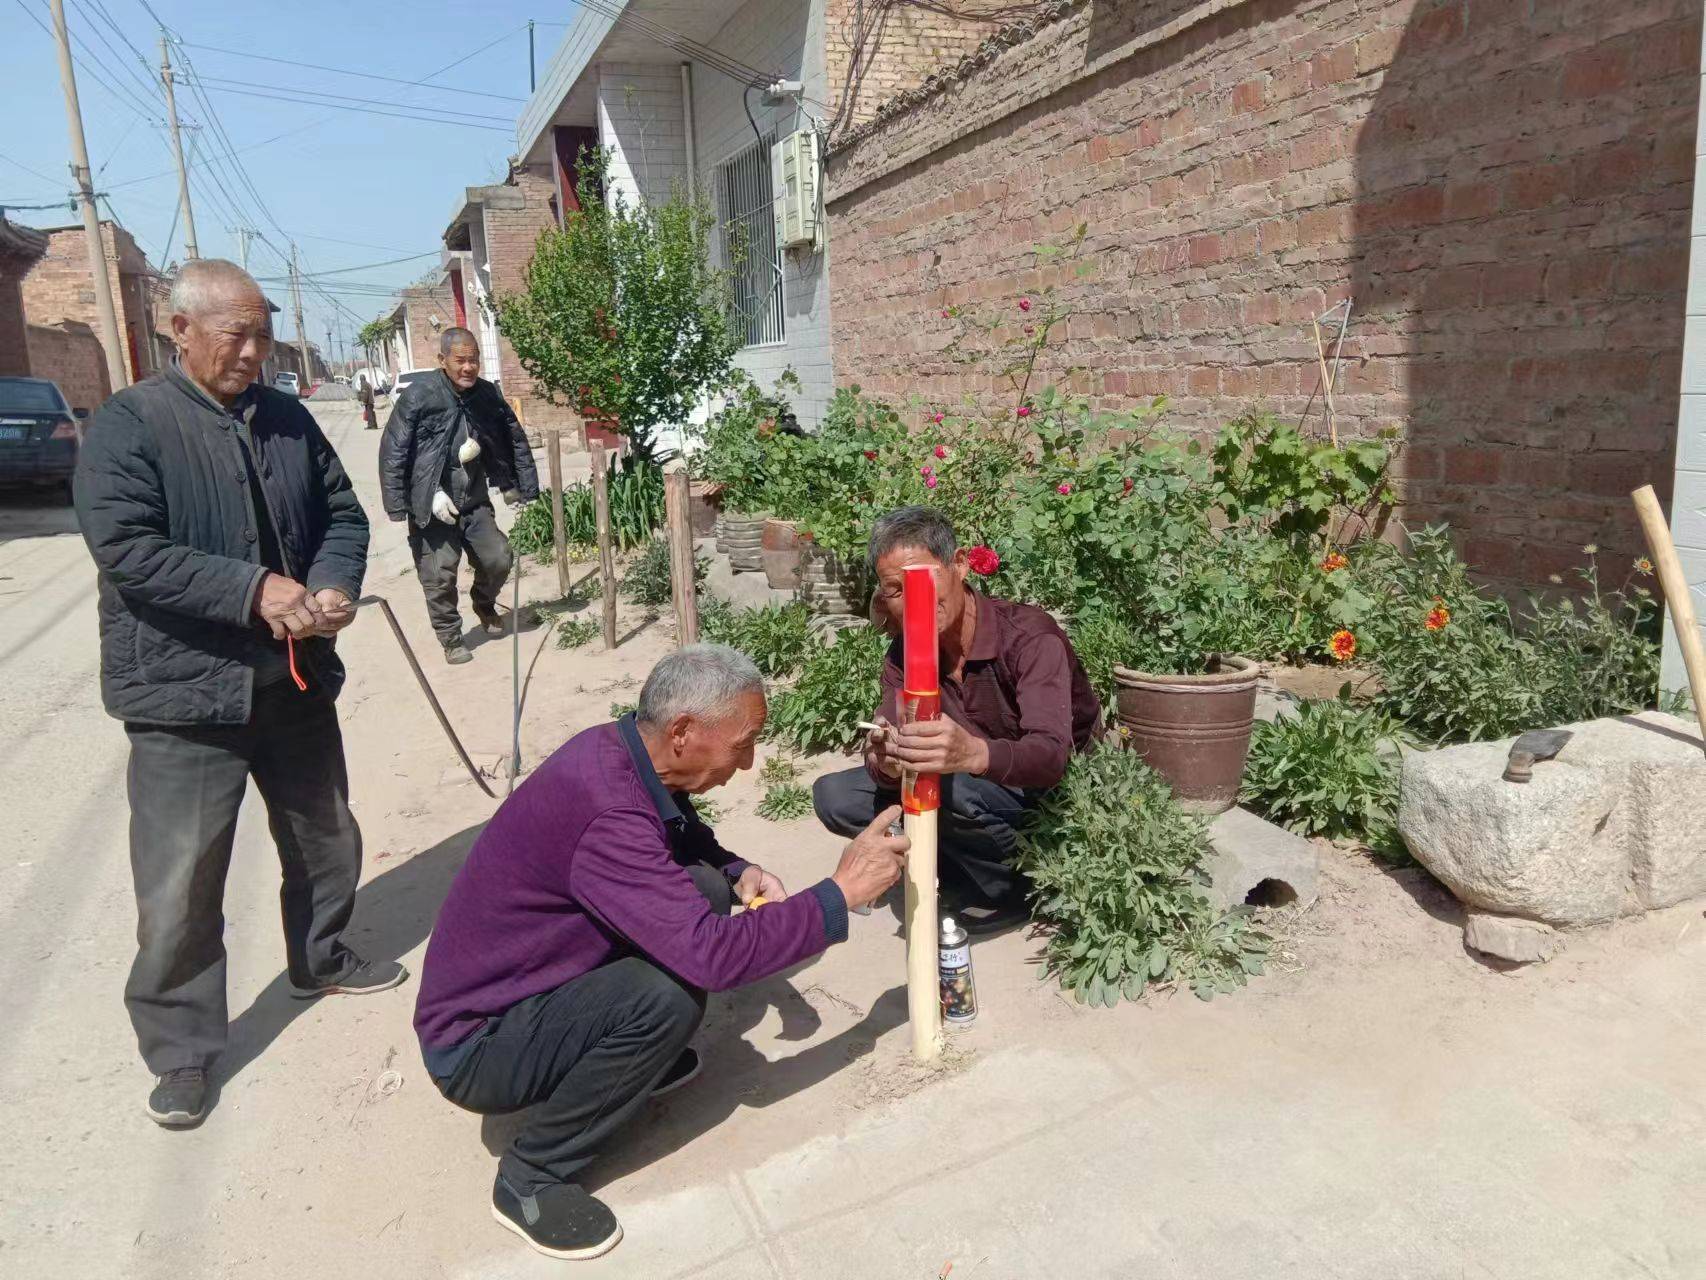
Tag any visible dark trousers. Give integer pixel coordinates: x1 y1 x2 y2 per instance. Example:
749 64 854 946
124 684 362 1074
406 503 513 645
812 766 1037 907
433 865 732 1194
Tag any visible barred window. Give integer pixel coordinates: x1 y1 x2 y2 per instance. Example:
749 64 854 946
714 135 785 347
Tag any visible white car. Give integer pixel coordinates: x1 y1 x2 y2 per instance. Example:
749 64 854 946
389 368 436 400
273 371 301 397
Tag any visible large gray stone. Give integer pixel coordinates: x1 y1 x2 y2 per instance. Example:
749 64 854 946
1398 712 1706 926
1204 805 1320 909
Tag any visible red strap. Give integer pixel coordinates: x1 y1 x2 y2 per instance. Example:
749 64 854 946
286 636 308 692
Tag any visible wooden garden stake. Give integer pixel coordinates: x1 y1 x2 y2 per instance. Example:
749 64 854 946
545 426 570 601
1312 318 1338 447
591 446 619 651
665 463 699 645
1632 484 1706 748
901 563 943 1062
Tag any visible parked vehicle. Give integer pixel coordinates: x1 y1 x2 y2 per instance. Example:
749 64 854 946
273 371 301 396
0 377 86 502
390 367 436 400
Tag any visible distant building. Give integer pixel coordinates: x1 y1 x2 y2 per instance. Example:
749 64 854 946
0 216 49 379
21 221 165 392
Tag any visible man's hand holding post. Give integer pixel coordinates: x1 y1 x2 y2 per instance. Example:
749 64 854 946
889 717 990 776
253 571 326 640
832 804 910 911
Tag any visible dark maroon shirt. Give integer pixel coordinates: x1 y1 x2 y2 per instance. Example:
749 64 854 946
870 590 1100 791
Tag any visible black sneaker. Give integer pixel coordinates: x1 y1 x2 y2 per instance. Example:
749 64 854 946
650 1047 701 1099
491 1175 622 1261
145 1067 208 1128
444 640 473 665
291 958 409 999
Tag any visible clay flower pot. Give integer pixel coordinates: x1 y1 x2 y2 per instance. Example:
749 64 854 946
1113 655 1259 814
761 518 809 590
798 546 866 618
721 512 767 573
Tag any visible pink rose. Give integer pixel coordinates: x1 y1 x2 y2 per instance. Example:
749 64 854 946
1023 324 1035 335
863 450 878 461
931 412 944 424
934 445 948 459
941 309 951 319
1123 476 1134 493
1057 482 1072 495
1018 298 1032 312
920 465 934 478
1017 406 1032 418
925 475 939 489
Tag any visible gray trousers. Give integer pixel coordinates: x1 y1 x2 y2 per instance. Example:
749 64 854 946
406 503 513 645
124 684 362 1074
812 766 1037 907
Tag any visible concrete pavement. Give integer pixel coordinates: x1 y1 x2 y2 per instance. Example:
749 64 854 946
1 401 1703 1279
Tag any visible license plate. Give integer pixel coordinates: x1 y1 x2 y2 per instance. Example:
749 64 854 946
0 426 26 442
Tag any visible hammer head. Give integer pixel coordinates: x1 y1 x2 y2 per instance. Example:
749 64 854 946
1503 729 1573 782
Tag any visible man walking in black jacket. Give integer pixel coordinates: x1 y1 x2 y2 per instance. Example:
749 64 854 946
74 259 406 1130
378 328 540 664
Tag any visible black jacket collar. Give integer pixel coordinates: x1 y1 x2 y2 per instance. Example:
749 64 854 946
617 713 685 826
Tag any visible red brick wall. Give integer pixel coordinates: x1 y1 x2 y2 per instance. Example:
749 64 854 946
20 224 154 384
826 0 1701 587
400 284 457 369
824 0 1016 136
27 322 111 414
0 269 30 378
485 164 575 430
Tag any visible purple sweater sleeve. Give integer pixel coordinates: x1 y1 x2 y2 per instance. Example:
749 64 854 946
568 809 847 991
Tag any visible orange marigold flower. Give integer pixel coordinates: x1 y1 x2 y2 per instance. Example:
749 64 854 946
1320 551 1349 573
1635 557 1654 575
1424 605 1451 631
1329 629 1357 662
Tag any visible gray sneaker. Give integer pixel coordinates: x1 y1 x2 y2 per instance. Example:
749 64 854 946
291 958 409 999
444 640 473 665
146 1066 208 1128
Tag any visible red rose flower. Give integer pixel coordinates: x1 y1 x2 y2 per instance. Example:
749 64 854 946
1018 297 1032 312
931 412 944 424
1057 482 1073 495
863 450 878 460
1122 476 1134 494
934 445 948 459
1017 406 1032 418
967 545 1001 575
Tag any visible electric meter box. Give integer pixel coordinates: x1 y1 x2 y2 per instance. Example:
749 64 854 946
771 129 820 249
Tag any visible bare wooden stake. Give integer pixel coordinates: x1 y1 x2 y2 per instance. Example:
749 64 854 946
1633 484 1706 749
591 446 618 651
545 426 570 601
664 464 699 646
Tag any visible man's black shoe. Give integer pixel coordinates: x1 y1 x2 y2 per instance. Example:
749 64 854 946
291 958 409 999
475 612 508 638
650 1047 701 1099
145 1067 208 1128
492 1175 623 1260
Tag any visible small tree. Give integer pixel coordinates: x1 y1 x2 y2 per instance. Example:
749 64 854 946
495 148 739 462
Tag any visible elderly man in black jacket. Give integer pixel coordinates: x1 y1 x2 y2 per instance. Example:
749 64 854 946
378 327 539 664
74 258 405 1130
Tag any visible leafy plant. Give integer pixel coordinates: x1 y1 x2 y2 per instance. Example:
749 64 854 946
609 698 637 719
1242 696 1406 852
509 457 665 558
621 536 707 609
765 625 889 754
1016 743 1270 1004
555 618 600 650
690 794 725 825
496 147 739 463
756 755 813 821
701 600 816 678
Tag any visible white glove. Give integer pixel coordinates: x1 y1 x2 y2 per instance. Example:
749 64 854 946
431 490 460 524
501 488 522 506
457 435 482 465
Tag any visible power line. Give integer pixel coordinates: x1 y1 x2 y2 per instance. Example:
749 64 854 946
178 41 528 103
297 231 429 255
252 250 441 280
0 150 64 187
181 82 516 132
181 74 516 124
103 121 322 190
69 0 161 109
12 0 160 123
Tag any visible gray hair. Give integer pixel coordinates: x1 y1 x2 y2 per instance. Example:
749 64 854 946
169 258 263 317
636 643 764 727
866 504 958 577
438 326 478 355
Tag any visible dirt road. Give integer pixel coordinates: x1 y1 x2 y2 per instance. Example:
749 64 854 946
3 402 1704 1279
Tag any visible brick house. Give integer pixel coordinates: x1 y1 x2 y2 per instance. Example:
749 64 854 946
824 0 1701 593
442 167 573 429
382 283 459 375
0 216 49 379
22 221 165 395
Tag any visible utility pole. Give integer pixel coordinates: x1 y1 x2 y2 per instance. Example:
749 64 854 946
288 243 309 381
528 20 536 92
49 0 127 392
229 226 254 271
159 35 199 261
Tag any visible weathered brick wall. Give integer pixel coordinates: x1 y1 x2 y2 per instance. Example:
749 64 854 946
826 0 1700 587
20 224 153 384
27 322 111 414
482 164 575 429
824 0 1017 135
0 271 30 377
399 284 457 370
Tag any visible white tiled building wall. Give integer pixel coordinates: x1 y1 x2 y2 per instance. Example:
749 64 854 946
691 0 834 426
598 62 689 210
1662 17 1706 698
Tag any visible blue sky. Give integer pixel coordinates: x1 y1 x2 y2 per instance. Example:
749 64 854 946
1 0 576 361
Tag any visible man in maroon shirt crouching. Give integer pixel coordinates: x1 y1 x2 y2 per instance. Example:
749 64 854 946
813 506 1101 937
414 644 907 1261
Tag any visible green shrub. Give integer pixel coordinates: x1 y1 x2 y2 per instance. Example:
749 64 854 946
756 757 813 822
510 457 666 558
765 625 889 754
1242 697 1405 851
555 618 600 650
621 537 707 609
1016 743 1269 1004
701 600 817 678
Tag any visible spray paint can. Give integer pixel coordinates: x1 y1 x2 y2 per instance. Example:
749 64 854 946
938 915 977 1026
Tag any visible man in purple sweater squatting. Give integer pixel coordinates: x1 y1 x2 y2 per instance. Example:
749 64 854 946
414 643 909 1261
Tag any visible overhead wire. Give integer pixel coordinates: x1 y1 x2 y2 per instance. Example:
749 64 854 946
177 41 528 103
12 0 160 124
69 0 162 111
179 83 516 132
181 75 517 126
